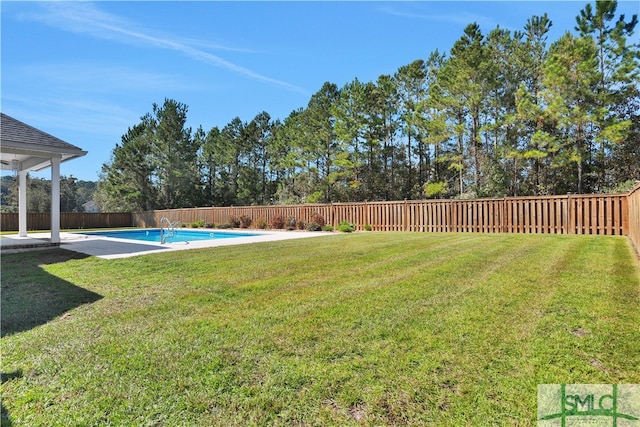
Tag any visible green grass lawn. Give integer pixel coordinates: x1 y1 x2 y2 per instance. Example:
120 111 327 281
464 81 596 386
2 233 639 426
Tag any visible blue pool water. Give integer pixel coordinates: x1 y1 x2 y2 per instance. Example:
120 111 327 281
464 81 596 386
78 229 260 243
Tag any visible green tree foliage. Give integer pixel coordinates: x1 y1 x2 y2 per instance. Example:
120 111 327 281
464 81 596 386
512 14 554 195
241 111 276 205
395 59 428 197
153 99 201 208
575 0 639 190
305 82 341 202
2 175 95 213
95 117 158 212
272 109 308 204
541 32 600 194
96 99 202 211
97 1 639 209
333 78 368 201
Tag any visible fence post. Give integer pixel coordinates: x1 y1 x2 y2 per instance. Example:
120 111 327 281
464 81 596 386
403 199 408 231
566 194 573 235
502 197 507 233
331 203 335 228
448 200 453 232
365 201 370 230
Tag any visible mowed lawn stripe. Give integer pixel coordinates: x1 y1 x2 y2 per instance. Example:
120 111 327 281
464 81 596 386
2 233 638 426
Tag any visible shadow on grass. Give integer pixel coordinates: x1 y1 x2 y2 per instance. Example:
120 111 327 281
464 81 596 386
1 402 12 427
1 249 102 337
1 371 22 427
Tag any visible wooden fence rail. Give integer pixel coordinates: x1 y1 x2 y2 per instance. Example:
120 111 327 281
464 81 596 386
0 212 132 232
132 193 630 237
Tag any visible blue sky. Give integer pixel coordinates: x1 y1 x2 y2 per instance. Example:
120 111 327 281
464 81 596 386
2 1 638 182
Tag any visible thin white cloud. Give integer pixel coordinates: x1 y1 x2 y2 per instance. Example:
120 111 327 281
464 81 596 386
17 63 204 94
3 94 139 135
379 5 498 29
27 2 307 94
180 37 260 54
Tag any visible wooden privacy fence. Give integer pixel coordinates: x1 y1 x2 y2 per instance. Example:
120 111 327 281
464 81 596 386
2 190 637 255
0 212 132 232
133 193 630 236
628 183 640 256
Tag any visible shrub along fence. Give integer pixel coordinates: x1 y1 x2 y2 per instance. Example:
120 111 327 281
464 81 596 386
133 192 631 236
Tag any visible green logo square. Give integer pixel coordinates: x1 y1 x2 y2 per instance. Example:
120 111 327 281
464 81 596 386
538 384 640 426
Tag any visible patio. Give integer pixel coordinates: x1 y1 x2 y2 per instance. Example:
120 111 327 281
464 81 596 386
0 230 331 259
0 235 58 251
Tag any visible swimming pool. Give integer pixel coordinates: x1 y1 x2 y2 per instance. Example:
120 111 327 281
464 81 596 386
78 229 260 243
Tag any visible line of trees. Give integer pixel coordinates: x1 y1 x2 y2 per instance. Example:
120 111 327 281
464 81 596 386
96 1 639 212
1 175 96 213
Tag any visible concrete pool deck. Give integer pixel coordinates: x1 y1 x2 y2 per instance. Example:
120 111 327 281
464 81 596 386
1 229 333 259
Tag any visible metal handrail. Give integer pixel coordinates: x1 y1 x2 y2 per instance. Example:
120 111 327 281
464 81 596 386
160 217 181 244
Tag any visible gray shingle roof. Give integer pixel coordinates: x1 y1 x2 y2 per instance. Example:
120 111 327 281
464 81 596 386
1 113 86 154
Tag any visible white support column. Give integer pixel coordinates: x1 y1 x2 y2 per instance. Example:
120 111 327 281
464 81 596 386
18 170 28 237
51 156 61 244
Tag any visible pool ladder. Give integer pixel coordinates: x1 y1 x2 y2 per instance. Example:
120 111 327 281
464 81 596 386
160 217 181 244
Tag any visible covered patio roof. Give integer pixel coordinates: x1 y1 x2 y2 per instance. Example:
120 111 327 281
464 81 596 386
1 113 87 173
1 113 87 245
